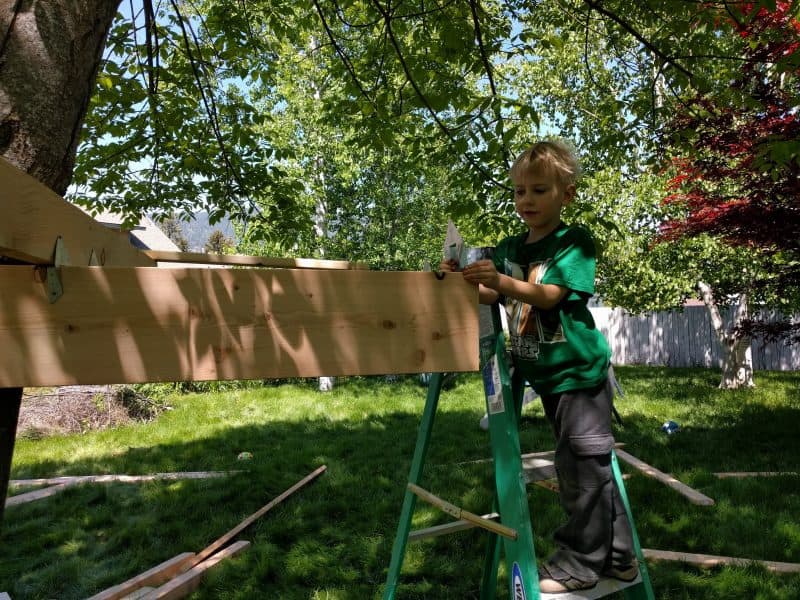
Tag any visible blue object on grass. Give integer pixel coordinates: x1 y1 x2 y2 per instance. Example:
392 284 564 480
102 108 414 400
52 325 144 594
661 420 680 434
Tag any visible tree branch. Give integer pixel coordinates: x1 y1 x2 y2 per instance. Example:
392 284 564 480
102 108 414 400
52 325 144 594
312 0 377 108
168 0 261 218
469 0 510 168
581 0 695 80
368 0 509 190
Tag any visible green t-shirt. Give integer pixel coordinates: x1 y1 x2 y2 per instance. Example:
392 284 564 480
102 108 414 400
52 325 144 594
492 222 610 395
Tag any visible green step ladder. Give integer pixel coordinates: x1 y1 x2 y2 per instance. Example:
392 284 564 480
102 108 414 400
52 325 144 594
383 302 655 600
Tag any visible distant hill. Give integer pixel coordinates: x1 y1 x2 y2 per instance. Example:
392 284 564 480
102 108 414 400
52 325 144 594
172 212 237 252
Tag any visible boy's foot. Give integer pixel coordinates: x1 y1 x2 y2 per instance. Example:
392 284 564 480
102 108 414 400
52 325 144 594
601 561 639 582
538 562 597 593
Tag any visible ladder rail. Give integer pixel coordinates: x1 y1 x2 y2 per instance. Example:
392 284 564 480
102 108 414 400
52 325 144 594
383 301 656 599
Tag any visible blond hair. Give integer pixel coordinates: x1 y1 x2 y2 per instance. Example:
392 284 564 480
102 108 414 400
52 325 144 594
510 140 581 186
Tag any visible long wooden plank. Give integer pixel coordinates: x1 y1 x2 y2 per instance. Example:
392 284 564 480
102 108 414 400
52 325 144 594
0 157 154 267
642 548 800 573
615 448 715 506
190 465 327 567
86 552 197 600
407 483 518 540
10 471 236 487
5 483 68 507
714 471 800 479
144 540 250 600
408 512 500 542
144 250 367 270
0 267 478 387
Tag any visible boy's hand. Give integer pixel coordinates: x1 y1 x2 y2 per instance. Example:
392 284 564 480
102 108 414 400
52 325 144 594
438 258 459 272
462 259 500 289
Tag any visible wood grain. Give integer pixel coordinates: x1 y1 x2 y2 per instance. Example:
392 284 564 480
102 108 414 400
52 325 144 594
0 158 154 267
0 266 478 386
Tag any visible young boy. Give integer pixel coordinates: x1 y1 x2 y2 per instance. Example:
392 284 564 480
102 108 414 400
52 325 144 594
441 140 637 592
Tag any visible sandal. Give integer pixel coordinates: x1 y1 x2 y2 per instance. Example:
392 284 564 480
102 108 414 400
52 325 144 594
602 560 639 582
538 561 597 593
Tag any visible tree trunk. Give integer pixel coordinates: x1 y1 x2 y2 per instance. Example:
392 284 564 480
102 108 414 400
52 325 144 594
697 281 755 389
0 0 120 194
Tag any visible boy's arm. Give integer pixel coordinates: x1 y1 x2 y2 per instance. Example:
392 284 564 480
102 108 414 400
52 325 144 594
463 260 568 310
491 274 568 309
478 284 500 305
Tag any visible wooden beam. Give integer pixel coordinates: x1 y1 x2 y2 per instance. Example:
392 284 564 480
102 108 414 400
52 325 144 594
190 465 326 568
642 548 800 574
143 250 368 270
714 472 799 479
6 472 239 508
407 483 518 540
408 512 500 542
5 483 69 507
0 267 478 387
0 157 154 267
10 471 237 488
615 448 715 506
86 552 197 600
144 540 250 600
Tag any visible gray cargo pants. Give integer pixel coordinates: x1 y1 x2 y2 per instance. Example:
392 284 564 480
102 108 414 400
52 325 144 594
539 377 635 583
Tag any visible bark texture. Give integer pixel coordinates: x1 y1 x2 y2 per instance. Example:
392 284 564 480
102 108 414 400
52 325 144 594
0 0 120 194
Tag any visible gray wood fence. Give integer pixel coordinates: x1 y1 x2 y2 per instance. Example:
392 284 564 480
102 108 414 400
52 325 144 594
590 306 800 371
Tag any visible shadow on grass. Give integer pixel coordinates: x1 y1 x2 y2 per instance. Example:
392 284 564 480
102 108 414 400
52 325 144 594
2 399 527 599
1 373 799 599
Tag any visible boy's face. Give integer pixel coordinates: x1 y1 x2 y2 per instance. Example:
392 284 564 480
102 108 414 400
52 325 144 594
512 166 575 241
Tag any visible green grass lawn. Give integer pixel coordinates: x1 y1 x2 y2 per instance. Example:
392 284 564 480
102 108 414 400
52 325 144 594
2 366 799 599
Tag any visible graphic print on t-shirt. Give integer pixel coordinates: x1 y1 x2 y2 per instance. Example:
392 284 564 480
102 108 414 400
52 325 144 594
504 258 565 360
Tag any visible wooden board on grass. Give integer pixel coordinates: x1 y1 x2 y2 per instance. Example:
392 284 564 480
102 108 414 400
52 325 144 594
7 473 238 508
144 541 250 600
87 552 197 600
5 483 68 507
642 548 800 574
189 465 327 568
714 471 799 479
615 448 715 506
11 471 236 488
0 266 478 387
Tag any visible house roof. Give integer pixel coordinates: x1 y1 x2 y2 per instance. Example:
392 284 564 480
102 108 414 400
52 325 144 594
88 210 180 252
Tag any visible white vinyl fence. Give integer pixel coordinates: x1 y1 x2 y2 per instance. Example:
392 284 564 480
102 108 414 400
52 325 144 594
590 306 800 371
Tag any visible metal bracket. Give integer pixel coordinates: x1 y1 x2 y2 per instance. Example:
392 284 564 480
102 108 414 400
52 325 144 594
45 236 65 303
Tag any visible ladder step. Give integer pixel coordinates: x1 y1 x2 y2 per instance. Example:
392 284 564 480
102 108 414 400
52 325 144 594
408 513 500 542
521 457 556 483
539 574 643 599
407 483 517 539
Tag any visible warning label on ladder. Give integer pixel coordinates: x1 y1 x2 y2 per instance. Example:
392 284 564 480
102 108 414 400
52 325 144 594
482 355 504 415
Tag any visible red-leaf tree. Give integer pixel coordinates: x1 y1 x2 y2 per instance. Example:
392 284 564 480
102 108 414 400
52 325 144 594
660 2 800 385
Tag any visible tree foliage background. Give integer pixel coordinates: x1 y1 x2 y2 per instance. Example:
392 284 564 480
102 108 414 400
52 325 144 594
4 0 798 313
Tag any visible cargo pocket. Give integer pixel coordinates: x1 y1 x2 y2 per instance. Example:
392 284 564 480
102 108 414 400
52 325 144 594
569 433 614 457
564 434 614 491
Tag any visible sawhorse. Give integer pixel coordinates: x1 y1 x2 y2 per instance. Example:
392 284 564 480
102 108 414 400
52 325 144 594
383 303 655 599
